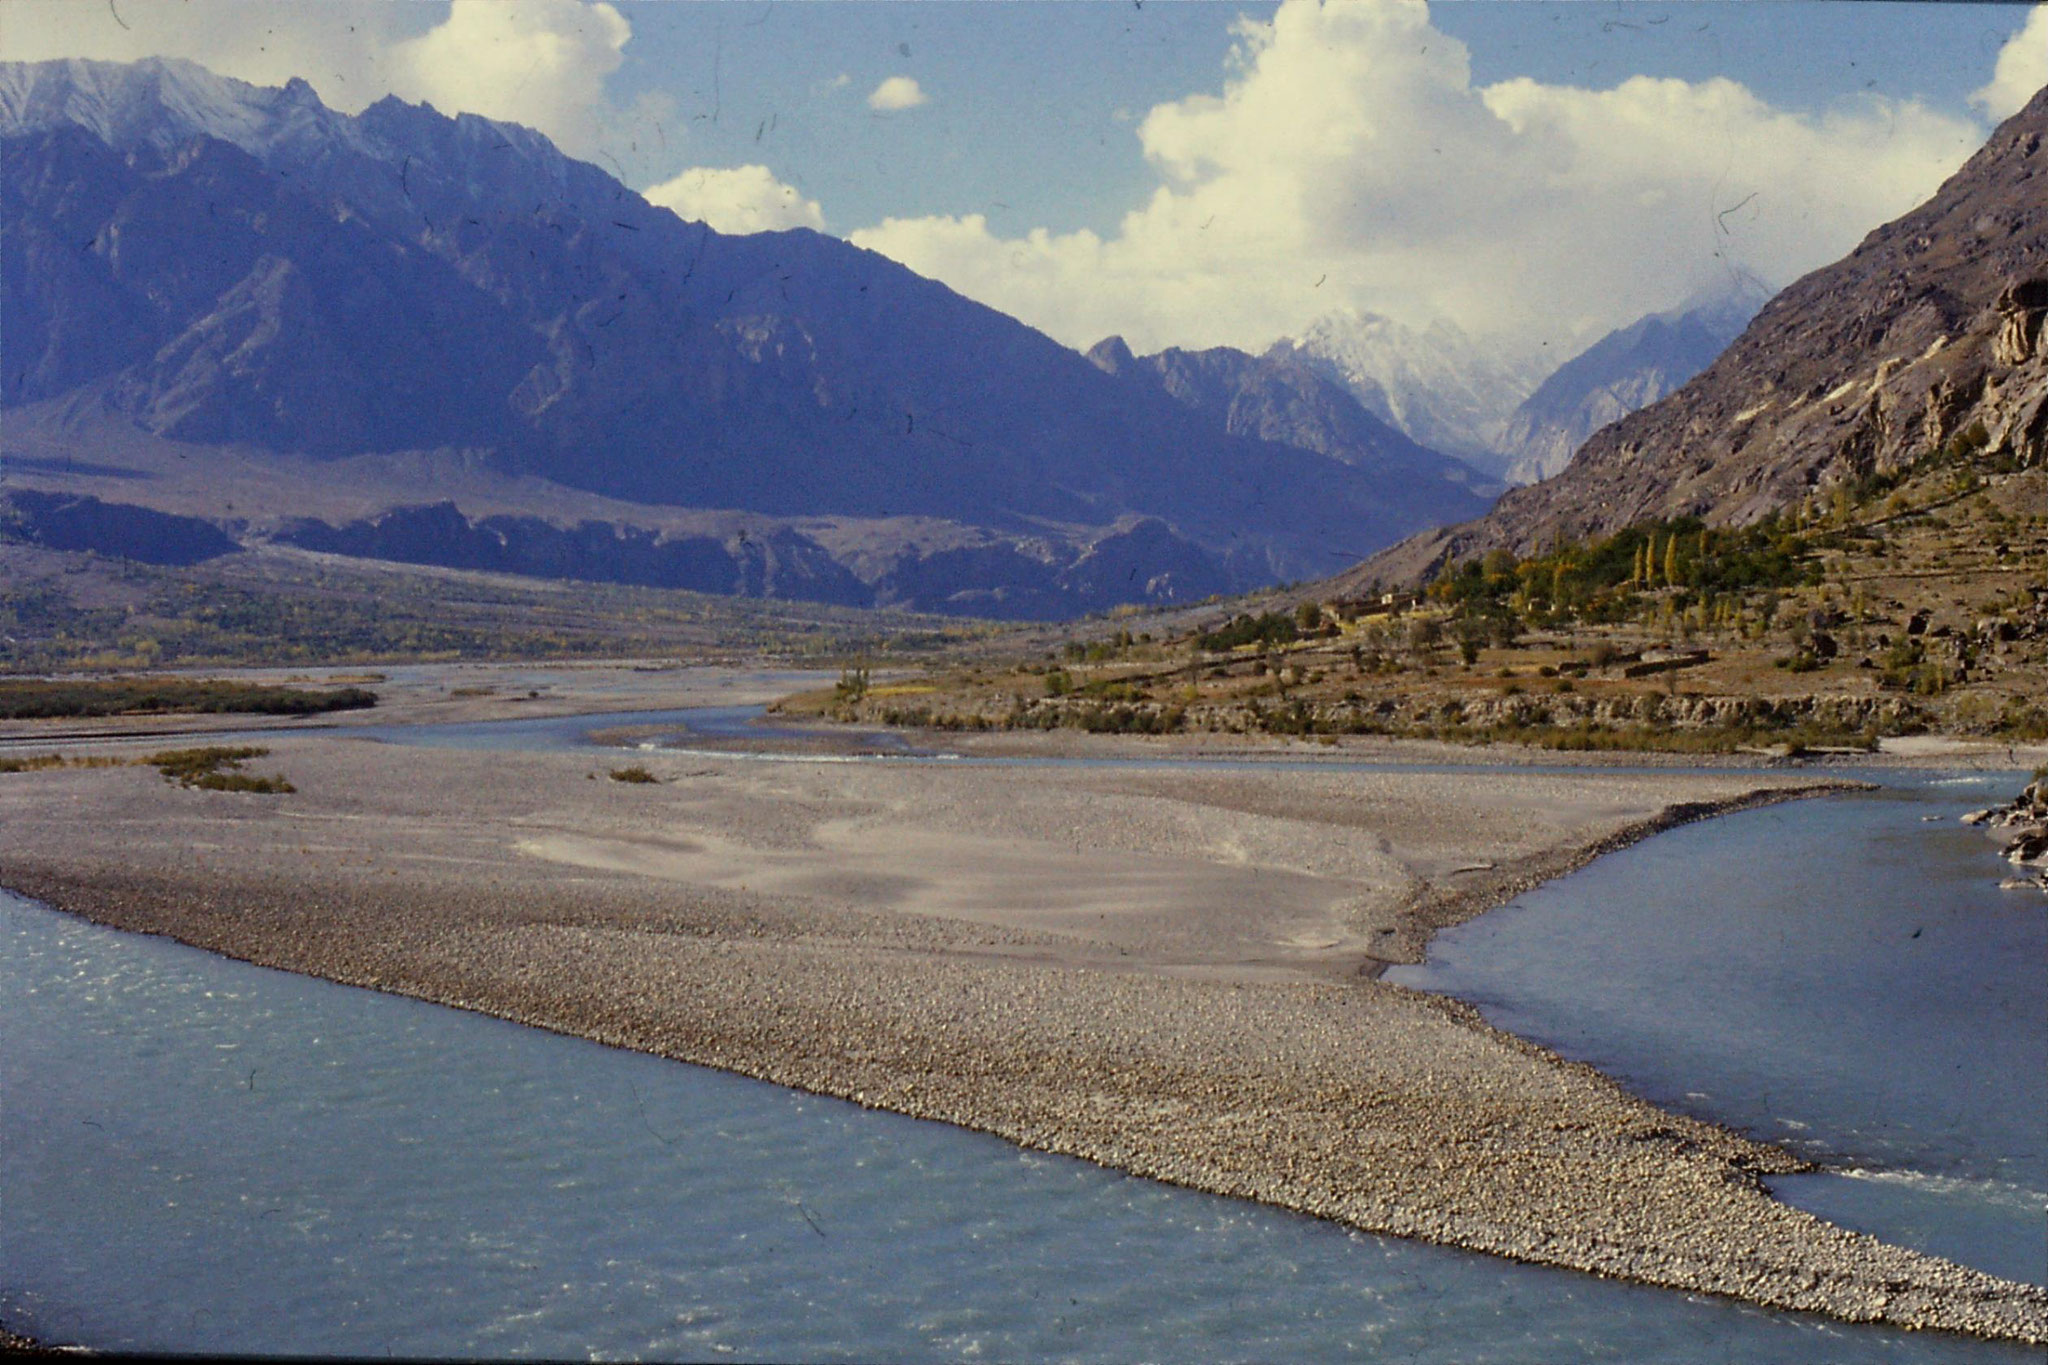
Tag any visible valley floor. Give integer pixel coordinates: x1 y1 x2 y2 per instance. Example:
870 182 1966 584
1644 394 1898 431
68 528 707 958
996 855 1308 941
1 663 2044 1344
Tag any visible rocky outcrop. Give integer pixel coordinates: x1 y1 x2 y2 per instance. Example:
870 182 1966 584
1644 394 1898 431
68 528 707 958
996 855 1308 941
1088 339 1491 483
850 516 1233 620
1085 338 1497 540
1966 778 2048 891
274 503 872 607
269 503 1234 619
0 489 240 565
1993 278 2048 366
1346 85 2048 586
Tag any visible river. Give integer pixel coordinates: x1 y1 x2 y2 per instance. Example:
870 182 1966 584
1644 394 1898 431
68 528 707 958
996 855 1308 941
1 712 2039 1360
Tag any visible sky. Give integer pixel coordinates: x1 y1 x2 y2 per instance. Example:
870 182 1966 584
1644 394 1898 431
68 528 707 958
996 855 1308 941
6 0 2044 366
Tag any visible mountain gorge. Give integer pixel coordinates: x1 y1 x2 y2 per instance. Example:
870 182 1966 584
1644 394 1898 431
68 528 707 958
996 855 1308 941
0 57 1494 619
1348 84 2048 589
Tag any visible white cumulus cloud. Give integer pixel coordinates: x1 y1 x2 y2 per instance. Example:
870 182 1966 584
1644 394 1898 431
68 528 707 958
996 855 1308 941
852 0 1987 364
0 0 640 161
1973 4 2048 123
867 75 928 113
383 0 631 157
642 165 826 234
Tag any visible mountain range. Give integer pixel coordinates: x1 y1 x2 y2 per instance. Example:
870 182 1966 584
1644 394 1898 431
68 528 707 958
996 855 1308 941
1259 283 1766 488
1347 83 2048 589
0 56 1496 619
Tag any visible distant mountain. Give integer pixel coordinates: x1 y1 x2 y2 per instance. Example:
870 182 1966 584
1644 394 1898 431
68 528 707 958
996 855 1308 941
0 57 1491 618
1497 276 1771 486
1342 85 2048 589
1274 312 1549 475
1085 337 1498 499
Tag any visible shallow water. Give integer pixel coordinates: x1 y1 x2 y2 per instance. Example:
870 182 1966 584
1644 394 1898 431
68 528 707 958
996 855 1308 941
0 891 2032 1362
1388 777 2048 1290
353 699 1709 782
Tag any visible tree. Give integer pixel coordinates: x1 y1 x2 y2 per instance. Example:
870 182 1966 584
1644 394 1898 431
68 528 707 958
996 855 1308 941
1407 615 1442 659
1456 619 1484 667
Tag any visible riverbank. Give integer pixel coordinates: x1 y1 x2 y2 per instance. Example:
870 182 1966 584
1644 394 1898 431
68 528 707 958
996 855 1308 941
1 698 2043 1343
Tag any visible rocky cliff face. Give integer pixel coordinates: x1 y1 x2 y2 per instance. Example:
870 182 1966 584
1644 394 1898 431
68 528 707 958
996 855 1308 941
0 57 1493 618
1347 85 2048 588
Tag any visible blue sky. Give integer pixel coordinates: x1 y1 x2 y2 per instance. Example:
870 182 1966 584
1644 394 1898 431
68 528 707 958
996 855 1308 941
10 1 2044 359
592 2 2038 238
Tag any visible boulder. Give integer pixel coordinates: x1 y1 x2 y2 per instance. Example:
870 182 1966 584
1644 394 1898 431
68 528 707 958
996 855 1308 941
2002 828 2048 865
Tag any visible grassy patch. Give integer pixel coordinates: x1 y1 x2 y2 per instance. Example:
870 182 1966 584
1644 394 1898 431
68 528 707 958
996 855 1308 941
0 752 127 773
0 752 70 774
608 765 659 784
1 745 297 790
144 745 294 793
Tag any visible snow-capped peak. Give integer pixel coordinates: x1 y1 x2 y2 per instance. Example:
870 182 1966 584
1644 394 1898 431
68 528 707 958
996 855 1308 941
0 57 360 161
1275 309 1547 469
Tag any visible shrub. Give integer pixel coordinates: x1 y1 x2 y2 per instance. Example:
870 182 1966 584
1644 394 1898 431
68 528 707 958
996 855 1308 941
1195 611 1300 653
609 765 659 784
144 745 293 793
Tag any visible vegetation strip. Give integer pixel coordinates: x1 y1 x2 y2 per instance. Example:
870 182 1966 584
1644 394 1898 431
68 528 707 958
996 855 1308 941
0 678 376 720
0 746 293 793
809 448 2046 751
